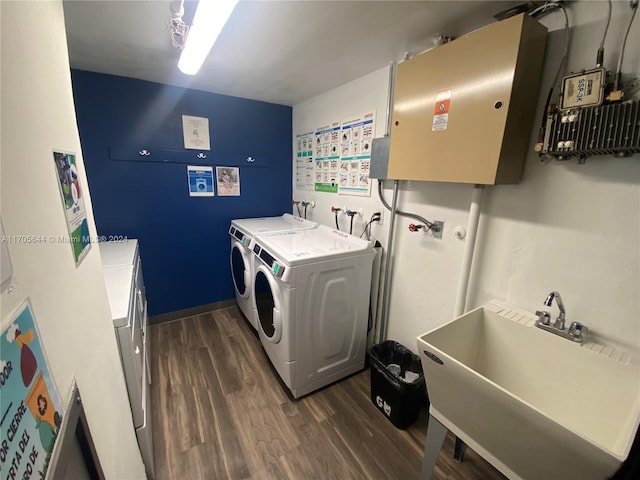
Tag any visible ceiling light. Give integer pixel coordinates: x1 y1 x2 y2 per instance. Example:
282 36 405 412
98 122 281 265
177 0 239 76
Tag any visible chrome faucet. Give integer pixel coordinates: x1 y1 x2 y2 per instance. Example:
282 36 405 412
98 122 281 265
535 291 586 343
545 291 566 330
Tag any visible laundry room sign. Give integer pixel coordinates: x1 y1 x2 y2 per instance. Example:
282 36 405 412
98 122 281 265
182 115 211 150
338 111 375 197
295 131 315 191
186 165 215 197
0 300 64 480
306 111 376 196
314 121 341 193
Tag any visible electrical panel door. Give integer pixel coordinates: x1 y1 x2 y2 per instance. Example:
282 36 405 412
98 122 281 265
388 13 547 184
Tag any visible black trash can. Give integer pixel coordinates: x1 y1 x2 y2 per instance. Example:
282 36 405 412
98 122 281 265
369 340 427 429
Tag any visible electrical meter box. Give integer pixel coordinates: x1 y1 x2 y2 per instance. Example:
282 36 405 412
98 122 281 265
388 13 547 185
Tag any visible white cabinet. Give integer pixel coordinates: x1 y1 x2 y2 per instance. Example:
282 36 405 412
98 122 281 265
101 240 154 478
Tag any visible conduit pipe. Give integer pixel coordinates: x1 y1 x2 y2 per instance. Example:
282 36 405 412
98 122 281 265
384 62 395 136
453 185 485 318
374 62 396 344
378 179 399 343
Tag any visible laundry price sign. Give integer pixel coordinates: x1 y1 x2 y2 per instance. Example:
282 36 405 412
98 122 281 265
1 301 63 480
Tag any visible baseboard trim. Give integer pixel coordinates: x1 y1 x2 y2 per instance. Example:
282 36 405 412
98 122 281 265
149 299 237 326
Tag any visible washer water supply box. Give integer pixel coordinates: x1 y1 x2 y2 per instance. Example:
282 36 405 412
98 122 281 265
369 340 427 429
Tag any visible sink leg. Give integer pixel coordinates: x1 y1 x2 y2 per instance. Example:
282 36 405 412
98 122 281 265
420 413 448 480
453 436 468 463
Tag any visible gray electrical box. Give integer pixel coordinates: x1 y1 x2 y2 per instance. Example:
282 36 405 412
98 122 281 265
370 137 391 179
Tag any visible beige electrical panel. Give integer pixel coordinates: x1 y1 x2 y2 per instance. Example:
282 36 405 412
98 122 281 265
388 13 547 185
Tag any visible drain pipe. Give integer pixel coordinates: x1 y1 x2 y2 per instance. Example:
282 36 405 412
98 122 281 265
453 185 485 318
450 184 485 460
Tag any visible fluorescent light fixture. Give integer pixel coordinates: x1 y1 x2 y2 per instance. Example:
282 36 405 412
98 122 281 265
178 0 239 75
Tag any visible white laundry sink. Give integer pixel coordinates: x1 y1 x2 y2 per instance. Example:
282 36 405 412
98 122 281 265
417 301 640 480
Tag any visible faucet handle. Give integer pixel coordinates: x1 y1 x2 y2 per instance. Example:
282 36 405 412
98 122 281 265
535 310 551 326
568 321 587 339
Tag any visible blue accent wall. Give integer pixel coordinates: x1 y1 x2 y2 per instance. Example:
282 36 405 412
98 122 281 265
71 70 292 316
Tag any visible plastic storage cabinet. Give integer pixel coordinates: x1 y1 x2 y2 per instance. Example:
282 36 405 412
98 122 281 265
369 340 427 429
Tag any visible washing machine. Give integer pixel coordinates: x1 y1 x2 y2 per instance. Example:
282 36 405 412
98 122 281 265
229 214 317 330
252 224 375 398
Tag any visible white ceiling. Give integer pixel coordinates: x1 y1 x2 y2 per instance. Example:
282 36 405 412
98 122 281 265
63 0 521 106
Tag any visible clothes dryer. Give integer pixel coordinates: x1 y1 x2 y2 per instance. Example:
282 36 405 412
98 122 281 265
252 224 374 398
229 214 317 330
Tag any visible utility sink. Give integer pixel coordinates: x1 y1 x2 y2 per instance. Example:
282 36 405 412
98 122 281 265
417 301 640 480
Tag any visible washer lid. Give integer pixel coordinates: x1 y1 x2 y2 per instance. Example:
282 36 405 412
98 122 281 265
102 264 134 326
231 214 317 236
254 224 373 266
99 239 138 267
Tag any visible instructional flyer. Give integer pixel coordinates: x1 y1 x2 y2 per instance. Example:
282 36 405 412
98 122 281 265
295 131 315 191
52 150 91 265
182 115 211 150
1 300 64 480
216 166 240 196
314 121 341 193
339 112 375 196
187 165 215 197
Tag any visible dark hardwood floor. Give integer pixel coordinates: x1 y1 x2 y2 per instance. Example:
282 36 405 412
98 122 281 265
149 306 506 479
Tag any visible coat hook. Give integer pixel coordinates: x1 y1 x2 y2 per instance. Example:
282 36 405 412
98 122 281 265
196 152 207 159
138 149 151 156
246 156 255 163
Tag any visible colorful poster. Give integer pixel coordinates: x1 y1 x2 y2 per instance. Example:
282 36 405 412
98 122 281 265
295 131 315 191
52 151 90 266
216 166 240 196
1 301 64 480
314 121 341 193
187 165 215 197
339 112 375 197
182 115 211 150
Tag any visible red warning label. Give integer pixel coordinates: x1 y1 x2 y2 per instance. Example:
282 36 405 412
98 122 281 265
432 89 452 131
434 90 451 114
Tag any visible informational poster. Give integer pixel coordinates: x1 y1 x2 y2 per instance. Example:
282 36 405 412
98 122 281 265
295 131 315 191
186 165 214 197
1 300 64 480
314 121 341 193
338 111 375 196
52 151 90 266
216 166 240 196
182 115 211 150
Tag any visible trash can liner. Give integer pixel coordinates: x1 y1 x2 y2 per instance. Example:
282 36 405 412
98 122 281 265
369 340 428 429
369 340 425 391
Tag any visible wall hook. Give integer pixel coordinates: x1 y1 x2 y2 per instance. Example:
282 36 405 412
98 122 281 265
138 149 151 156
246 156 255 163
196 152 207 159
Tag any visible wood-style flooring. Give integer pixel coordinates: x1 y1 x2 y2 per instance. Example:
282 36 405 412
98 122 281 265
149 306 506 479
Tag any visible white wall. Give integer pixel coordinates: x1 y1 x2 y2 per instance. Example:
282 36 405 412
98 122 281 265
0 1 146 478
293 0 640 352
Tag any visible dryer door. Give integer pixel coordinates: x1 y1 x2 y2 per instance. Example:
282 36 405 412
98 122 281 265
254 265 282 343
230 240 250 299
